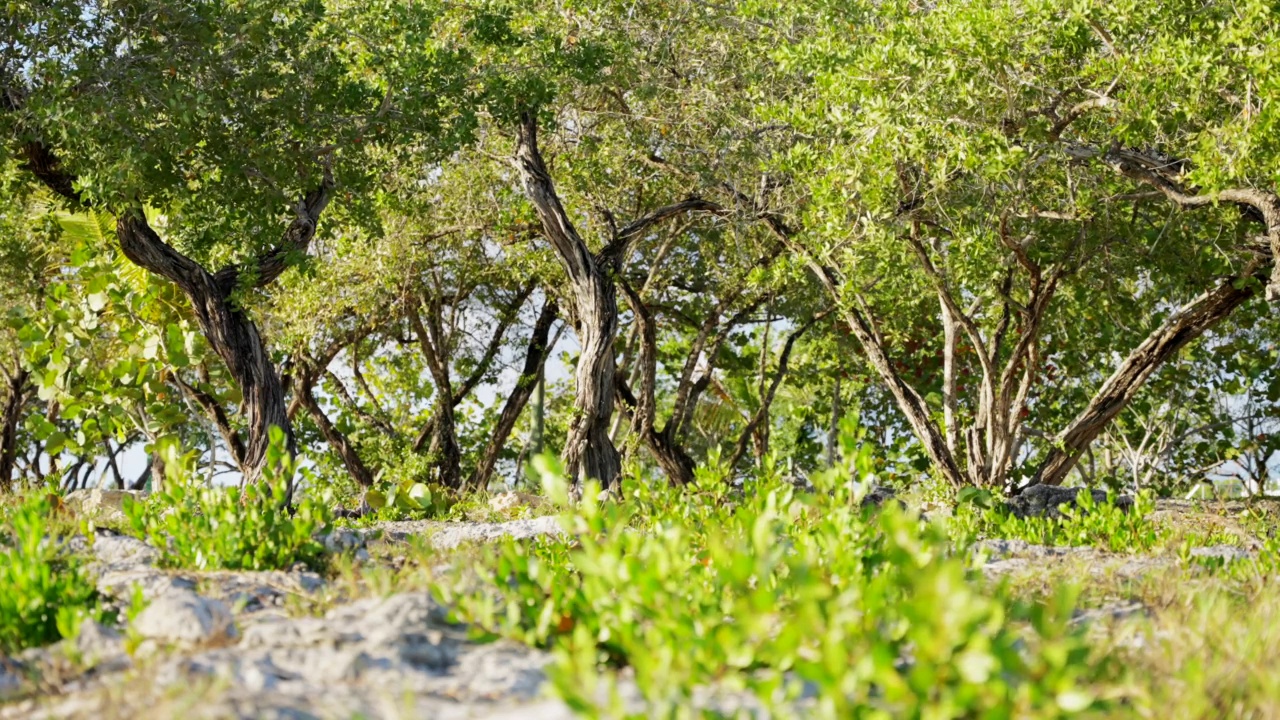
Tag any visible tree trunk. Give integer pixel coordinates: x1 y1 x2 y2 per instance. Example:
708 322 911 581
19 139 329 499
118 213 302 489
532 374 546 454
513 113 723 493
563 275 624 492
294 370 377 489
406 298 463 489
130 459 152 492
514 114 622 493
470 299 560 489
0 368 30 492
802 254 967 488
1032 268 1264 488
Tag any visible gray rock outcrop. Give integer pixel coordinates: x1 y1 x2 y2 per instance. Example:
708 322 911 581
1004 485 1134 519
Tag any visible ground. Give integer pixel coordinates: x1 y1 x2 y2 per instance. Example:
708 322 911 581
3 492 1280 719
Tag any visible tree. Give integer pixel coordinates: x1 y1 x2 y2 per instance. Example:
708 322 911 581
755 0 1279 492
2 0 479 489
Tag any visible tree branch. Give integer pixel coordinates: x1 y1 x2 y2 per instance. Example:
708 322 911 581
727 310 827 471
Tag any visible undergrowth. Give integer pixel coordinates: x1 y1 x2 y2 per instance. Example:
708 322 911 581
952 488 1166 553
121 429 333 572
0 494 110 653
433 453 1126 718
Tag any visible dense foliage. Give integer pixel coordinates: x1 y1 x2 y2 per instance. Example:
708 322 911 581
438 458 1118 718
1 0 1274 503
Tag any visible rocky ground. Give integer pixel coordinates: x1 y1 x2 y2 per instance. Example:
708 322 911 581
1 489 1274 720
1 518 571 720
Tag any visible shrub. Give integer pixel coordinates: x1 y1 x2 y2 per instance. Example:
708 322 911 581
0 494 110 653
434 454 1124 717
122 429 334 571
954 489 1164 553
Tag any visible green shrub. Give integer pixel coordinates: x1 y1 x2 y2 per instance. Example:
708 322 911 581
434 454 1124 718
0 494 111 654
122 429 334 571
954 488 1164 553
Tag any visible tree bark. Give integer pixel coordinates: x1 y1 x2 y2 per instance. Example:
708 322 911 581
406 297 463 488
613 280 698 487
513 111 720 493
780 232 968 489
117 209 310 493
1031 267 1265 487
17 139 330 498
0 368 30 492
293 369 377 488
511 116 614 491
469 299 560 489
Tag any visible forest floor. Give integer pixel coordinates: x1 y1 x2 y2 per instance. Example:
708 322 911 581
3 491 1280 719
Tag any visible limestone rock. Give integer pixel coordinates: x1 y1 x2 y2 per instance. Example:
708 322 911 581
63 489 144 525
87 533 159 569
860 485 898 509
488 491 548 515
132 590 235 645
1004 485 1133 519
1189 545 1255 563
196 570 327 614
72 620 128 671
318 528 369 561
376 516 564 548
152 592 553 713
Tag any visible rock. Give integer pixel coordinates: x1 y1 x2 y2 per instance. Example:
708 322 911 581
428 516 564 550
488 491 548 515
860 485 898 509
317 528 369 562
1070 601 1149 627
132 590 235 645
375 516 564 549
63 489 144 525
1004 485 1133 519
479 701 576 720
1189 545 1255 563
0 658 25 701
96 567 196 603
975 539 1095 561
87 533 159 569
72 620 127 670
196 570 327 614
151 591 552 713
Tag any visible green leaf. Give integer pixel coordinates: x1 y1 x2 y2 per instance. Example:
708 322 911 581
365 489 388 511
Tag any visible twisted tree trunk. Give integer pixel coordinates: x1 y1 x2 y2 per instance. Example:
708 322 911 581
0 367 30 492
293 368 377 489
1032 267 1265 486
469 299 560 489
20 139 331 497
513 111 719 493
406 298 463 489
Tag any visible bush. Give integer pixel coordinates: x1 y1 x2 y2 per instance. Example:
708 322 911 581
434 454 1123 717
954 488 1163 553
122 430 334 571
0 494 110 653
